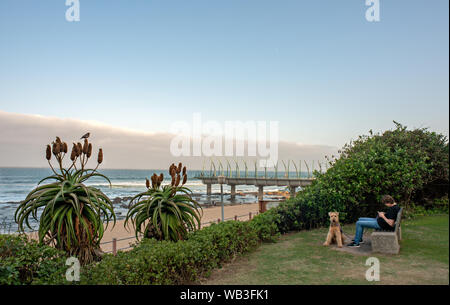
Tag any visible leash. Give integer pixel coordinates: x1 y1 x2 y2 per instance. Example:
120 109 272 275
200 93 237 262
342 231 354 240
338 224 355 240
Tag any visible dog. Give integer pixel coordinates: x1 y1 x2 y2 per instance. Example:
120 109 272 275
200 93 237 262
323 212 345 248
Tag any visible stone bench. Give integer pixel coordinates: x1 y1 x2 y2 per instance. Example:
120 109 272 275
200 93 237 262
371 207 403 254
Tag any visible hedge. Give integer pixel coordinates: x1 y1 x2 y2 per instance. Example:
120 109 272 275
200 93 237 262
81 220 260 284
244 123 449 239
0 235 67 285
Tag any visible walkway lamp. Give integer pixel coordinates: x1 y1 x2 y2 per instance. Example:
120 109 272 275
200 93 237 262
217 175 226 222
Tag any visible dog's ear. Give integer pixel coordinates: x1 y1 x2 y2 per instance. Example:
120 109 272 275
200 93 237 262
328 212 332 216
336 212 339 216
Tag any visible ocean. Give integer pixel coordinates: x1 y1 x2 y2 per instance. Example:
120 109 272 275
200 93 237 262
0 167 302 232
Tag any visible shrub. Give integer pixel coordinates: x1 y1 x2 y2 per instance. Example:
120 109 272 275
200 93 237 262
0 235 67 285
404 197 449 219
81 220 258 285
265 122 449 234
249 209 280 241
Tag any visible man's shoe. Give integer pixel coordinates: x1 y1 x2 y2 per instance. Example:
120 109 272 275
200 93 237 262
347 242 360 248
352 239 364 244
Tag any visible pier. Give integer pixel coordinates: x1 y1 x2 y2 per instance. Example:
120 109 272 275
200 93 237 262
194 176 314 200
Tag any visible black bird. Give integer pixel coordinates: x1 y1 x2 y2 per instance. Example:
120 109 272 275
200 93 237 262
80 132 90 139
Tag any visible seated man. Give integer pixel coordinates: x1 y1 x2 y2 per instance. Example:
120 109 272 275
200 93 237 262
347 195 400 248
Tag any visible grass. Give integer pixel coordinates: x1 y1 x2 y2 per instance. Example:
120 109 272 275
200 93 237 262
201 214 449 285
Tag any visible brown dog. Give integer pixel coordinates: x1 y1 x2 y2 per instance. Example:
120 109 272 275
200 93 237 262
323 212 345 248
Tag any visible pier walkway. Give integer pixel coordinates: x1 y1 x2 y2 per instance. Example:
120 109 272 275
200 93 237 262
194 176 314 200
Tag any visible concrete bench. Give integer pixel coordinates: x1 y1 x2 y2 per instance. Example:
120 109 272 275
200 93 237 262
371 207 403 254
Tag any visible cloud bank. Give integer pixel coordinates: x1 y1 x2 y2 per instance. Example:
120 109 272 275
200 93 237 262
0 111 339 170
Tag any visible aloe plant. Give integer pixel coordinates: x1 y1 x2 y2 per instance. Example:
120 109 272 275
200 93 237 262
14 136 115 265
125 163 202 241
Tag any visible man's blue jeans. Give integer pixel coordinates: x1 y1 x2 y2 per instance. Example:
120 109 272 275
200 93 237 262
353 217 381 244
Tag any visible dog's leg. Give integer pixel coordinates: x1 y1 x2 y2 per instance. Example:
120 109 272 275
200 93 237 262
323 229 332 246
336 230 343 248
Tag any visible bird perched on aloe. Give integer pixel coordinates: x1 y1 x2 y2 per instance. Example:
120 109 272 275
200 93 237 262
15 134 115 265
80 132 90 139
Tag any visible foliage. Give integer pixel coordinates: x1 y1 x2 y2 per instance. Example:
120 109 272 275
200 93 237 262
403 197 449 219
81 220 258 284
125 163 202 241
14 136 115 265
305 123 446 219
249 209 281 242
261 122 449 235
0 235 67 285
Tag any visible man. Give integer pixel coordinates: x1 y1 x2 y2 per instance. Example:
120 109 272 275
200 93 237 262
347 195 401 248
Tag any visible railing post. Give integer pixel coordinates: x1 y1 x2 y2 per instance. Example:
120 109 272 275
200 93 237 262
234 215 238 221
112 238 117 256
257 186 264 201
259 200 267 213
249 212 252 220
206 183 212 195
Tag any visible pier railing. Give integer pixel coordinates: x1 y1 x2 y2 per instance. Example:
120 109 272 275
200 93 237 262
199 159 328 179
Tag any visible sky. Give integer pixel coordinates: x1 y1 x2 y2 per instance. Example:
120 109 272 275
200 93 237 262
0 0 448 168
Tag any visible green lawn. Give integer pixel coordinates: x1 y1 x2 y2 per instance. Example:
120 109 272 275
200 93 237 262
201 214 449 285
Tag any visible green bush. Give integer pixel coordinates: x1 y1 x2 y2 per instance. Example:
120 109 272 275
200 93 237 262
404 197 449 219
81 220 258 284
267 123 449 234
0 235 68 285
432 197 449 213
249 209 281 241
